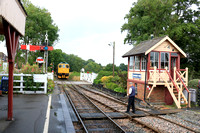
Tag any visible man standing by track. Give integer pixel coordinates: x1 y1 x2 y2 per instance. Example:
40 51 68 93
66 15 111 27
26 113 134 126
126 82 135 113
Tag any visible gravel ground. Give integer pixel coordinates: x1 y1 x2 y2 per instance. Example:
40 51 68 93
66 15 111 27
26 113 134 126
159 110 200 132
134 116 194 133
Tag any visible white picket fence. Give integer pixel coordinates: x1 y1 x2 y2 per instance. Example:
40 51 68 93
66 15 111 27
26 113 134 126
0 73 48 94
80 72 98 84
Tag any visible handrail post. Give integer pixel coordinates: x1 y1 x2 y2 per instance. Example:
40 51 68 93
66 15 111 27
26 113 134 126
186 67 188 86
20 73 23 92
174 67 176 82
188 92 191 108
153 66 156 85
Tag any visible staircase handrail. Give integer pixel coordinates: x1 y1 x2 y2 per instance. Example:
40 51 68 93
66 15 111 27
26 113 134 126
165 69 179 93
175 70 189 93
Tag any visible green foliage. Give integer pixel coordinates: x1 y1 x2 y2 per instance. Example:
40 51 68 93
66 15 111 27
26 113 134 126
0 35 4 42
69 72 80 81
93 79 101 84
20 63 43 74
105 82 118 90
122 0 200 78
48 79 55 93
104 64 119 72
119 63 127 71
96 71 117 80
188 79 199 90
114 87 126 93
101 76 113 83
22 0 59 45
84 61 102 73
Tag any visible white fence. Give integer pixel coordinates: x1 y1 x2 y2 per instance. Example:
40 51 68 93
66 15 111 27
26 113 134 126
80 72 98 84
0 73 47 94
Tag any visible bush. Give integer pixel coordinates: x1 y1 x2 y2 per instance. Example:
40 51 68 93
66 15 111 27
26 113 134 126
69 72 80 81
105 82 118 90
48 79 55 93
93 79 101 84
114 87 126 93
96 71 117 80
188 79 199 90
20 63 43 74
101 76 113 83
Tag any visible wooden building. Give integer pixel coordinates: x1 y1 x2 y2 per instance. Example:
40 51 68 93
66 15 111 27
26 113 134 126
123 36 190 108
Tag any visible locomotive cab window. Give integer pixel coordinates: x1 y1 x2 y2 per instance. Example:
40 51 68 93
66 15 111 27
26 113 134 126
66 65 69 68
59 65 62 68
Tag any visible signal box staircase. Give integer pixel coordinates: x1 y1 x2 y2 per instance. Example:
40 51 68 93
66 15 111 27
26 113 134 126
147 67 190 108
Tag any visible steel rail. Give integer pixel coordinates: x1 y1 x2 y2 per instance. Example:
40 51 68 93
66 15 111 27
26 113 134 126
61 82 88 133
80 87 160 133
70 84 126 133
79 85 200 133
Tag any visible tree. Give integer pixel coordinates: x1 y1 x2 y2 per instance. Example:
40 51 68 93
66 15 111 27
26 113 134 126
119 63 127 71
104 63 119 72
21 0 59 63
84 61 102 73
121 0 200 78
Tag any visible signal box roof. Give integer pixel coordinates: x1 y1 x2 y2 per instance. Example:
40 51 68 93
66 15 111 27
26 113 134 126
122 36 186 58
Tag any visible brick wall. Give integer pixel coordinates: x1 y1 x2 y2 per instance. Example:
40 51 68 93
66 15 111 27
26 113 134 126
128 81 166 103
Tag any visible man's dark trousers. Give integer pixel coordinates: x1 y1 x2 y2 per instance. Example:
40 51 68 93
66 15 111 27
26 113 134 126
127 96 135 113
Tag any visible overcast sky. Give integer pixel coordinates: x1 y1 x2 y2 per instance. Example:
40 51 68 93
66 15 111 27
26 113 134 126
0 0 136 66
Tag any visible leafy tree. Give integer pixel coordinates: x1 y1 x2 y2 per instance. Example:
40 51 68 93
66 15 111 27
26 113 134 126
84 61 102 73
119 63 127 71
104 63 119 72
21 0 59 63
121 0 200 78
0 35 4 42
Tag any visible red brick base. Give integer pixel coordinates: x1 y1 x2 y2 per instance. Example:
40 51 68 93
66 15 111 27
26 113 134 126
128 82 169 104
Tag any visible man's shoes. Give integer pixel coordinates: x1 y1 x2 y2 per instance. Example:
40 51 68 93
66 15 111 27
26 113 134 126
132 111 135 113
125 111 130 113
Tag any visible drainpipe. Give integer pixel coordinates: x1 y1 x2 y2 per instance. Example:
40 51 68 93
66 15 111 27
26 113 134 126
144 54 150 105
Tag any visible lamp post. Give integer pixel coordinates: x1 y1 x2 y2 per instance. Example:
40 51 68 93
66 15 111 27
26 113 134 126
108 41 115 77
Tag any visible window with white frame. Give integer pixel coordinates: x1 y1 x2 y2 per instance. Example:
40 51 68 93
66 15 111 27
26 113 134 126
141 57 146 70
161 52 169 69
129 56 134 70
150 52 159 68
135 56 140 70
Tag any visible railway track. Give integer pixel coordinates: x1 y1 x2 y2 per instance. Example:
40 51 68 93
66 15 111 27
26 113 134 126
62 83 126 133
76 84 200 133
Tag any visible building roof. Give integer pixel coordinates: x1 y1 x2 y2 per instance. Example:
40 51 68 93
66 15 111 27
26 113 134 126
122 36 187 58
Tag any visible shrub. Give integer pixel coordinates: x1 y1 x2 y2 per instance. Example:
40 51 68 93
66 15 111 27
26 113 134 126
48 79 55 93
20 63 43 74
188 79 199 90
105 82 118 90
114 87 126 93
69 72 80 81
96 71 117 80
101 76 113 83
93 79 101 84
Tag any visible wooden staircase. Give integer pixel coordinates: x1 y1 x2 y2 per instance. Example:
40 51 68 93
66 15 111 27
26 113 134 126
147 66 190 109
163 68 190 108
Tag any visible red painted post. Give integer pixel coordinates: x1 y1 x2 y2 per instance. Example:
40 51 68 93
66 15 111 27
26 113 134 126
7 62 14 120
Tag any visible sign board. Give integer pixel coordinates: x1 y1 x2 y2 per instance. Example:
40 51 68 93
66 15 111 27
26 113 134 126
132 73 141 79
33 74 47 83
0 76 9 91
36 57 44 63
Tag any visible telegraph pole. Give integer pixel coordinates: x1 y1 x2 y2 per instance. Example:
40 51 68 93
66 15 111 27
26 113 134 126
44 31 48 73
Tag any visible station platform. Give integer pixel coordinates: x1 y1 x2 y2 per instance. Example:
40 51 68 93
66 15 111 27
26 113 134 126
0 84 76 133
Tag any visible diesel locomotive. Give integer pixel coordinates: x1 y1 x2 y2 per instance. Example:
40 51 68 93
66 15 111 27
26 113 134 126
57 62 70 79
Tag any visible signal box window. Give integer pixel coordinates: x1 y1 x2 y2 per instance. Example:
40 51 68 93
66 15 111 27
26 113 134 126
135 56 140 70
129 56 134 70
161 52 169 69
59 65 62 68
150 52 159 69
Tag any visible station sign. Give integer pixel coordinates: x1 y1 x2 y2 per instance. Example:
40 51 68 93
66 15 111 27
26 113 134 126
36 57 44 63
132 73 141 79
